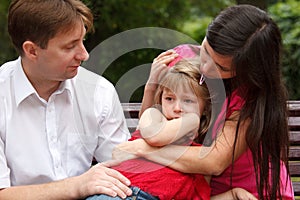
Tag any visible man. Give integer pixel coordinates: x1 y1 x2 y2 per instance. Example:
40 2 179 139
0 0 132 199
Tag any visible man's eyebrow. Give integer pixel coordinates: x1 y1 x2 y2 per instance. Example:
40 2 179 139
203 45 229 71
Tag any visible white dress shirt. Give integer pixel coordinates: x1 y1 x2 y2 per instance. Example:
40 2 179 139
0 58 130 187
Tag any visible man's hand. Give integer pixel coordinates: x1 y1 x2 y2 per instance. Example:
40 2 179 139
75 163 132 199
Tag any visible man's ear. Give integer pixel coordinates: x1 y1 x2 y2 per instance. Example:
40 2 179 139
22 41 39 60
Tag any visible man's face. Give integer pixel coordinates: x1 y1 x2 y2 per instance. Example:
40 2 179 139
30 20 89 82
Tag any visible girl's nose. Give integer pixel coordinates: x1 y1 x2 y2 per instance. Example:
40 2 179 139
174 101 183 113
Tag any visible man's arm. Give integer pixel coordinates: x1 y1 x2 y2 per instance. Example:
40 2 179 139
139 108 199 146
0 163 132 200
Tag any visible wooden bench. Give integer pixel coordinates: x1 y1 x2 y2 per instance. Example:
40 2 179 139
121 101 300 197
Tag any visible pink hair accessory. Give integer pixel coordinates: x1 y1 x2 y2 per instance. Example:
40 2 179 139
167 44 200 67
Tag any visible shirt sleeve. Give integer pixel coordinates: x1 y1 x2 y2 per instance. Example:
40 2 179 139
0 97 11 188
93 78 130 162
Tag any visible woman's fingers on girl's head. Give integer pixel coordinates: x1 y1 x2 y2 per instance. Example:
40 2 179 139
155 50 178 61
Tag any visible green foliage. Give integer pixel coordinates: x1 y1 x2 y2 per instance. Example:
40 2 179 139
0 0 17 63
82 0 190 51
269 0 300 99
180 0 234 43
181 17 213 44
81 0 193 102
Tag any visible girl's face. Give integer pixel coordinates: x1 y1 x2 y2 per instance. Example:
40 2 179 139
161 86 205 120
199 37 235 79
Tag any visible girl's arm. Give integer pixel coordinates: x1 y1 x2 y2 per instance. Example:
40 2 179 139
138 108 199 146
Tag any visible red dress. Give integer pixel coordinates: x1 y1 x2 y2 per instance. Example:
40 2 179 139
113 131 211 200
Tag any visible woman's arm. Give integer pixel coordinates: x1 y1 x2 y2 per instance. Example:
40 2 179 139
139 50 178 117
139 108 200 146
113 117 249 175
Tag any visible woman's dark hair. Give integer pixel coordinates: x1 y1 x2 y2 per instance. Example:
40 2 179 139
206 4 289 199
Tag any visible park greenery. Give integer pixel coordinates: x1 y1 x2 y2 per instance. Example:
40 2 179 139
0 0 299 101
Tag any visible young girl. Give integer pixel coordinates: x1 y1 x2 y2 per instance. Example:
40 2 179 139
88 55 257 199
88 59 211 199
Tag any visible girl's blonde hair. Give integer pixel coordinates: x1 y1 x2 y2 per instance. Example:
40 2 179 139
154 59 211 142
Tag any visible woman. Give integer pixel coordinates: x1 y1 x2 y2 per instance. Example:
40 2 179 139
113 4 294 199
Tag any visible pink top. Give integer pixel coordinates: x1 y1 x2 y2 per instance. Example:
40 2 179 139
210 89 294 199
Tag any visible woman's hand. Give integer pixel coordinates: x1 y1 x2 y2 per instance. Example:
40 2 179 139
139 50 178 117
211 187 258 200
147 50 178 87
231 188 258 200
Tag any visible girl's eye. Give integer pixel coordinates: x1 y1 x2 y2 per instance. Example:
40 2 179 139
165 97 173 101
184 99 194 103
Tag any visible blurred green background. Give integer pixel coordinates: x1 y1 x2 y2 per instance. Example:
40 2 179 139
0 0 299 102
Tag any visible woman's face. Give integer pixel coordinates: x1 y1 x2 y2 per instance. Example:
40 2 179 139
199 37 235 79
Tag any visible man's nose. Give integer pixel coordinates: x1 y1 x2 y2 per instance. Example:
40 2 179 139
76 42 89 61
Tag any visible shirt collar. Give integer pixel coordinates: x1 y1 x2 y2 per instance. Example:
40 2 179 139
14 57 74 106
56 79 73 102
14 58 36 106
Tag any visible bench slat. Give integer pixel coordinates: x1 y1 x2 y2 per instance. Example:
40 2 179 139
290 131 300 145
289 161 300 176
289 146 300 160
288 101 300 117
294 182 300 196
289 117 300 131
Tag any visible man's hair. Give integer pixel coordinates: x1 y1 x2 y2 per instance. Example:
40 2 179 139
8 0 93 55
